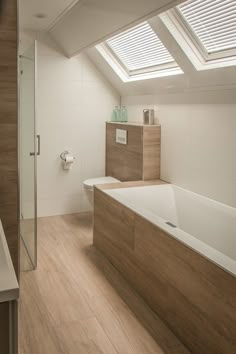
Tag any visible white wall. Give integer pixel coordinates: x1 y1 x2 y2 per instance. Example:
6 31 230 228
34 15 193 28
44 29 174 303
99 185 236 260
122 93 236 208
37 36 119 216
21 32 236 215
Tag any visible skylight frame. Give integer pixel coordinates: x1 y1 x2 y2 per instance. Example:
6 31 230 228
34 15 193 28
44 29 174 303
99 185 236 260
96 21 183 82
160 6 236 71
175 0 236 62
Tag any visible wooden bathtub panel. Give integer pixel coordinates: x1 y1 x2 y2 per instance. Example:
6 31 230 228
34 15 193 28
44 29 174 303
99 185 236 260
94 214 218 354
94 188 135 250
93 188 236 354
93 231 190 354
135 216 236 354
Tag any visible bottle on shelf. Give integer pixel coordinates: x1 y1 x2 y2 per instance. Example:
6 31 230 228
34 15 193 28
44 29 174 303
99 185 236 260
111 106 120 122
121 106 128 122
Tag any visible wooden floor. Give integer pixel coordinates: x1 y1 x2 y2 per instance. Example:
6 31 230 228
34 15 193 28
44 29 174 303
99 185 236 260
20 239 33 272
19 213 190 354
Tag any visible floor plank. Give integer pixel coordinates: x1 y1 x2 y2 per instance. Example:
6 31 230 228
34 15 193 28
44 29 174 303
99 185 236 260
54 317 117 354
19 213 190 354
20 238 33 271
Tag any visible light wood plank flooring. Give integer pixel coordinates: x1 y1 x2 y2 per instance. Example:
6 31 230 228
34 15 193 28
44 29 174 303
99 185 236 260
20 217 36 271
19 213 190 354
20 238 33 272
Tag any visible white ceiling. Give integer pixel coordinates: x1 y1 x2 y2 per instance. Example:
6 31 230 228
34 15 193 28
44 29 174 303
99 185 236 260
49 0 185 57
19 0 185 54
19 0 80 32
19 0 236 98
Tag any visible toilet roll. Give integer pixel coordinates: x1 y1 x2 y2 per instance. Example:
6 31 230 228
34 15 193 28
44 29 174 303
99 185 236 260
65 156 74 163
63 155 74 170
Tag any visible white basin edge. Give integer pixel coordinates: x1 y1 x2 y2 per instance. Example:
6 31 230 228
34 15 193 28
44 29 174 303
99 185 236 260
0 220 19 303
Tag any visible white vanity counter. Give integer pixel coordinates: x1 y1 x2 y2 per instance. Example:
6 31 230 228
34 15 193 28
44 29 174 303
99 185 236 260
0 220 19 303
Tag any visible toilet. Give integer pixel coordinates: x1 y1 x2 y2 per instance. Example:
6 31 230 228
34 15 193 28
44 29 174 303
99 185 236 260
83 176 120 209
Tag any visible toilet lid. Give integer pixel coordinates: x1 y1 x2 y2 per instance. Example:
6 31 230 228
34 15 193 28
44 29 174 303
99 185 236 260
83 177 120 189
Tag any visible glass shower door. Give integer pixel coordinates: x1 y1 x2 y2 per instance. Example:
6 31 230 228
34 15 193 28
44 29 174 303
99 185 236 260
19 41 38 270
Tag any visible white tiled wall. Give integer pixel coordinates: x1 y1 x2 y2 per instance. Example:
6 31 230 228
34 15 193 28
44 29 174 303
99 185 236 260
122 95 236 208
37 37 119 216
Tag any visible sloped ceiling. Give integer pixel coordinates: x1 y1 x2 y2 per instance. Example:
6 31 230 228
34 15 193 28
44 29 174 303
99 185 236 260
86 15 236 97
49 0 185 57
19 0 236 98
19 0 80 32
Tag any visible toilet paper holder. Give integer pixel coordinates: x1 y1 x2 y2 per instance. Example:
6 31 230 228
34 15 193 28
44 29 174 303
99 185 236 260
60 151 75 162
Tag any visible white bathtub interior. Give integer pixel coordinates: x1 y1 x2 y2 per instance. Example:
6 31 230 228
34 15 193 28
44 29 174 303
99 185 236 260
105 184 236 276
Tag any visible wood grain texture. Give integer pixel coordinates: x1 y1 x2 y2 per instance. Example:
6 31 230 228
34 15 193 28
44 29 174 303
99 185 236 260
97 178 167 190
106 123 143 181
95 189 135 250
143 126 161 180
0 1 18 352
20 238 33 271
93 188 236 354
106 122 161 181
0 302 10 353
0 0 18 276
19 214 189 354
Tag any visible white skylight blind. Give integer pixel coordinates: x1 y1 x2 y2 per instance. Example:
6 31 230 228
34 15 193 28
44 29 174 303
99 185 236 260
178 0 236 54
106 22 175 72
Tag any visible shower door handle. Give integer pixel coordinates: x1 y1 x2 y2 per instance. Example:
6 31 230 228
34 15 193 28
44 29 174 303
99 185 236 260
36 135 40 156
30 135 40 156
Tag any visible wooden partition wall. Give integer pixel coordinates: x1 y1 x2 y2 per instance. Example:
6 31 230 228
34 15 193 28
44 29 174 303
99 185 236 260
106 122 161 181
0 0 18 352
94 186 236 354
0 0 18 274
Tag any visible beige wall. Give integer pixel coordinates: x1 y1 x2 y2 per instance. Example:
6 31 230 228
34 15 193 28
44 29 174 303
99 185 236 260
36 36 119 216
122 94 236 208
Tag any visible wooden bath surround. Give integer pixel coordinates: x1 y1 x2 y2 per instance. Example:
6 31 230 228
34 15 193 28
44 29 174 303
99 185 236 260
93 180 236 354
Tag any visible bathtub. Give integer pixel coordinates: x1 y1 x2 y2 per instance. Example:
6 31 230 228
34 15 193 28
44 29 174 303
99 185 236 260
104 184 236 276
94 182 236 353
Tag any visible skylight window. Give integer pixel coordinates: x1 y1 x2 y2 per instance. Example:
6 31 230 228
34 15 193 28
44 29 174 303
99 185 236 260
106 22 175 71
177 0 236 57
159 0 236 70
96 22 183 82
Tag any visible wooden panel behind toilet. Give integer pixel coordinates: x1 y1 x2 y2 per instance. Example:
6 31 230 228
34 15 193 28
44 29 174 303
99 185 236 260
106 122 161 181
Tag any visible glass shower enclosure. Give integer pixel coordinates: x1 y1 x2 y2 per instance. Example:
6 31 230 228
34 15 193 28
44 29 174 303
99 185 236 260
19 41 38 270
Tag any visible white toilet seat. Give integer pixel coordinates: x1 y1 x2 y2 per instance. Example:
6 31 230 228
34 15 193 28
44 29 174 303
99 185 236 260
83 176 120 191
